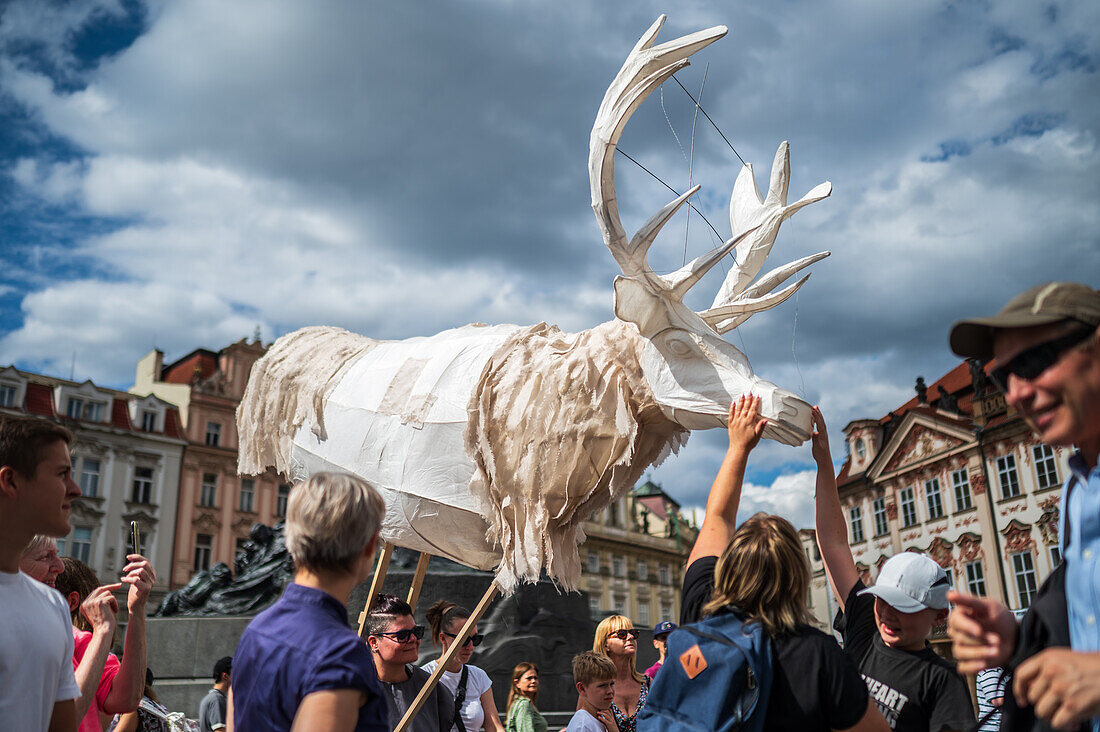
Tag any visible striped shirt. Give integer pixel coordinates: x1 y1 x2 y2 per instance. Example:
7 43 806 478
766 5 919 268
975 667 1005 732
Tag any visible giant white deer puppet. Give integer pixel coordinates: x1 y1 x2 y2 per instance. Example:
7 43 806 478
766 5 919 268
237 16 831 597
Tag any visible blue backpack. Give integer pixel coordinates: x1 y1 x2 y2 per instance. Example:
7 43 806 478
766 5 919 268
637 610 773 732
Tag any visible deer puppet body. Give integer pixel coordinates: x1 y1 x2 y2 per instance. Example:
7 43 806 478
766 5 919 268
237 17 832 592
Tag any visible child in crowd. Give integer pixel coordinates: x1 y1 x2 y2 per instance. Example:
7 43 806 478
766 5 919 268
812 407 975 732
566 652 619 732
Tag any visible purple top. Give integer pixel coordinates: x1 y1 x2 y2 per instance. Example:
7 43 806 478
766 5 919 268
643 661 662 680
232 583 387 731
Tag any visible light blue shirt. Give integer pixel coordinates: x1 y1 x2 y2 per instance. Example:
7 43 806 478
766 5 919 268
1058 449 1100 730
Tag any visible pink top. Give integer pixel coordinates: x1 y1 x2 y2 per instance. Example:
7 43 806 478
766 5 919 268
643 660 662 680
72 627 121 732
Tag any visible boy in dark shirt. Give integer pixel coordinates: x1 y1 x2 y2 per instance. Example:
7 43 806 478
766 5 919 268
813 407 975 732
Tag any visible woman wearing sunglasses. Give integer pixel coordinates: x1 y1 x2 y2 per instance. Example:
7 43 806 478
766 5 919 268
421 599 505 731
505 663 547 732
367 594 455 732
593 616 647 732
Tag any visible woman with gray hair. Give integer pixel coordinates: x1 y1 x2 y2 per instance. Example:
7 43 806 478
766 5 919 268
230 472 388 731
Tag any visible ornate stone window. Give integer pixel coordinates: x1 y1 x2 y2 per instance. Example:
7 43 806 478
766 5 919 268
1032 445 1060 491
951 468 972 511
276 483 290 517
194 533 213 572
68 526 93 563
131 466 155 504
965 560 986 596
925 478 944 520
612 555 624 578
872 497 889 536
205 422 221 447
239 478 255 513
898 486 918 527
0 367 25 408
636 559 648 581
1011 551 1038 609
586 551 600 574
200 473 218 507
849 505 865 543
80 458 101 498
997 454 1021 499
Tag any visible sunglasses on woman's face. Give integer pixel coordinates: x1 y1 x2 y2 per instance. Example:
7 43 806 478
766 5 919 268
990 327 1094 392
442 630 485 647
610 628 639 640
375 625 425 643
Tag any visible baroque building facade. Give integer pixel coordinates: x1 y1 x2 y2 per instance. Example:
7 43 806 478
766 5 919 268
0 365 185 593
579 480 697 627
808 360 1072 641
131 337 288 588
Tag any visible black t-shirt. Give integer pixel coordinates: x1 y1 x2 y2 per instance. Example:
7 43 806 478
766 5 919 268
838 580 975 732
681 557 870 732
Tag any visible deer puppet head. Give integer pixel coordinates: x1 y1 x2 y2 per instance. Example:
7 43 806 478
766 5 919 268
590 17 832 445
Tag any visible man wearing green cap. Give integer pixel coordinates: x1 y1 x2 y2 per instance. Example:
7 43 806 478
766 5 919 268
946 282 1100 731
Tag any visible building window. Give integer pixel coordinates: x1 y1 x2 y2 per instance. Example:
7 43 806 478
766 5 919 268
849 505 865 543
872 497 889 536
239 479 255 513
952 468 972 511
965 560 986 596
141 410 158 432
80 459 101 498
1032 445 1060 491
660 602 673 622
70 527 93 563
131 467 154 504
0 383 16 407
1012 552 1038 609
587 551 600 574
925 478 944 520
613 596 625 615
194 534 213 572
899 486 918 527
276 483 290 517
1050 546 1062 568
67 397 104 422
998 454 1021 499
638 600 650 627
589 595 601 619
205 422 221 447
636 560 648 581
200 473 218 507
612 555 624 578
659 563 670 586
607 503 620 528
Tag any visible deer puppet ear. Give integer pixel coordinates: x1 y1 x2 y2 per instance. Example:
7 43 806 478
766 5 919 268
613 277 672 337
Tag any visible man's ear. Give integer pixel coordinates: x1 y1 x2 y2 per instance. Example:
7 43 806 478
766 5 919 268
67 591 80 614
0 465 18 498
367 635 380 653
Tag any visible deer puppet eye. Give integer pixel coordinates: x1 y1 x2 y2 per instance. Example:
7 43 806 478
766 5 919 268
664 335 693 357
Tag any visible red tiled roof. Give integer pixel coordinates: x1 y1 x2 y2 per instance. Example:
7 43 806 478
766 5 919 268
162 351 218 384
24 383 55 417
111 398 132 430
163 408 183 439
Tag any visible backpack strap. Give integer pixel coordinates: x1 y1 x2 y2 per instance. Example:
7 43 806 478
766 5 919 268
451 664 469 732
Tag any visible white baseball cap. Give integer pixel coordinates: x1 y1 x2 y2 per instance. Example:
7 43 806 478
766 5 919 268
858 552 950 613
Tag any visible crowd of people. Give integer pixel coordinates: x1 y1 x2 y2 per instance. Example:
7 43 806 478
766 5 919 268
2 280 1097 732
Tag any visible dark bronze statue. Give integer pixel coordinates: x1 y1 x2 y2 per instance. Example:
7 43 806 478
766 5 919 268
154 522 293 617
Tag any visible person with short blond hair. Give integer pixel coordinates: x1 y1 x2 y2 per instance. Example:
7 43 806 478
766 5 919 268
0 416 81 730
231 472 388 731
567 652 618 732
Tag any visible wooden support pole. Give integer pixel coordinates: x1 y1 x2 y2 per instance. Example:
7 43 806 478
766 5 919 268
405 553 431 613
358 542 394 638
393 580 499 732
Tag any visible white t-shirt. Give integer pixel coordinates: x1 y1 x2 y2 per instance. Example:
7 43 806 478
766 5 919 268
0 570 81 729
421 660 493 731
565 709 606 732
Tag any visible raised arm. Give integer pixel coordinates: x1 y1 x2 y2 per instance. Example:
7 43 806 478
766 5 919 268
104 554 155 713
687 395 767 566
811 407 859 611
75 583 121 720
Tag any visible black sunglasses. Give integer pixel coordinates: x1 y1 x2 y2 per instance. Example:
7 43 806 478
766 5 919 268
375 625 425 643
442 630 484 647
610 628 640 640
989 328 1094 391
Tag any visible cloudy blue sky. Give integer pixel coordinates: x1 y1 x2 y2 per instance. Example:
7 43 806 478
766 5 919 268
1 0 1097 528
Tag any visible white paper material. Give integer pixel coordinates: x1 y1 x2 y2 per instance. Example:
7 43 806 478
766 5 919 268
237 16 834 593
